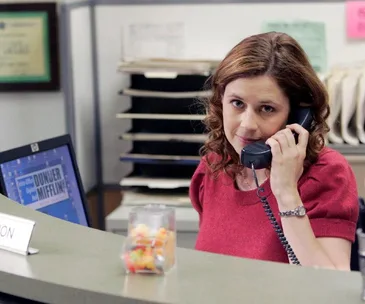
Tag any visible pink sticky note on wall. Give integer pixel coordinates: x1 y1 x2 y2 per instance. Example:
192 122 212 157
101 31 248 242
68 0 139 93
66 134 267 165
347 1 365 38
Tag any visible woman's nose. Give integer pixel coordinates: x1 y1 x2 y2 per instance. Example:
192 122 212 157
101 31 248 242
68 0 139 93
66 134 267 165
240 110 258 131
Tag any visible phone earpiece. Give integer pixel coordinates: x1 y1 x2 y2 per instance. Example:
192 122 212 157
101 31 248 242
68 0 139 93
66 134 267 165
240 107 313 169
240 141 272 169
241 131 301 169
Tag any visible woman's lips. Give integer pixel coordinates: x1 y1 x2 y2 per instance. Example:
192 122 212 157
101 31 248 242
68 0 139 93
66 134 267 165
236 136 260 145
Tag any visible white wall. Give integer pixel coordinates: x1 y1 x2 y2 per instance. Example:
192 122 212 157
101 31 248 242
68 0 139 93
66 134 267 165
95 10 133 185
70 6 96 192
95 2 365 185
0 93 66 151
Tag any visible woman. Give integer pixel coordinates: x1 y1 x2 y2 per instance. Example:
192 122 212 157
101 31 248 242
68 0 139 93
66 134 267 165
189 32 359 270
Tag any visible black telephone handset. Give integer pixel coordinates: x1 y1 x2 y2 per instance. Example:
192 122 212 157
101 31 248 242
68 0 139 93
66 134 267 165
240 107 313 266
240 107 314 169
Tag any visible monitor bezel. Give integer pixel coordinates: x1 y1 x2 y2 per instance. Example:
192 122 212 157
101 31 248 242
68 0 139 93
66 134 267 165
0 134 91 227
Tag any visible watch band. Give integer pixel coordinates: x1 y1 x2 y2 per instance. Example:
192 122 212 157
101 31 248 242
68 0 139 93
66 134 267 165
279 205 306 217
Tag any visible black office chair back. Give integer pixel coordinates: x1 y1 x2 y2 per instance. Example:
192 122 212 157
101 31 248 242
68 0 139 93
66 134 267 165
350 197 364 271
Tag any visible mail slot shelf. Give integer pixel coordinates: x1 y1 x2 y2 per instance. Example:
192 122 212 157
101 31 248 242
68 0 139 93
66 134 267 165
116 60 365 193
117 62 210 190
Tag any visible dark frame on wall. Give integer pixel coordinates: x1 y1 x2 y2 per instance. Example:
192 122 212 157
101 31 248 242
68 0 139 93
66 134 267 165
0 2 60 92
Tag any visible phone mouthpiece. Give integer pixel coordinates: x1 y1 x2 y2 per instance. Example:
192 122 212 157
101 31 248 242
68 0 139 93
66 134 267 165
240 141 272 169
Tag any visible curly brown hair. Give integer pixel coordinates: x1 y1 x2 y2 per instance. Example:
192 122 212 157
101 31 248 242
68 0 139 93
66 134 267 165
200 32 330 179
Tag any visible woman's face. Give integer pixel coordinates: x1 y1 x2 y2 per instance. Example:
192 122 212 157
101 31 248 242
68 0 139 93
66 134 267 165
222 76 290 156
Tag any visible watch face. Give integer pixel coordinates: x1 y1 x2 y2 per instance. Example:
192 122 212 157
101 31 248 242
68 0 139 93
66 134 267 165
298 206 306 216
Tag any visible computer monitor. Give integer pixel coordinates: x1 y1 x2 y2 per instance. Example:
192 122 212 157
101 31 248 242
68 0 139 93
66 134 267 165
0 134 90 227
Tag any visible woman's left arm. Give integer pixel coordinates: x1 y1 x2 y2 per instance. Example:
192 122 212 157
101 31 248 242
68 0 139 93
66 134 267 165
277 192 351 270
266 124 356 270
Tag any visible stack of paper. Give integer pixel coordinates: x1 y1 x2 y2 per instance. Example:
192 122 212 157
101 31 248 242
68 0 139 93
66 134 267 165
119 88 212 99
121 189 191 208
120 133 206 143
120 177 190 189
117 86 208 121
120 153 200 165
116 113 204 120
117 58 221 77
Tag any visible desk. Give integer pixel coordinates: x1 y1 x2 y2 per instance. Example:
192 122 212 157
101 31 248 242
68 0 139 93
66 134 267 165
0 194 363 304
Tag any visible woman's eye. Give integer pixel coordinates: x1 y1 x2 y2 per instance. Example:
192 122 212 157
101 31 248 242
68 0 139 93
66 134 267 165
232 100 244 108
261 105 275 113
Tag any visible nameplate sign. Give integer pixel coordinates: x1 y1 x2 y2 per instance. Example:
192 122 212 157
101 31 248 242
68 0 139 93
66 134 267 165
0 212 38 255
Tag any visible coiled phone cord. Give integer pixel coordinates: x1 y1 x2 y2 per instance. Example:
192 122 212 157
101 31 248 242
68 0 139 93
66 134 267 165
251 163 301 266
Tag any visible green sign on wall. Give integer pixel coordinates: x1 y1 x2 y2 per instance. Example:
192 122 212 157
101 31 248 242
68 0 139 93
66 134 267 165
262 20 327 73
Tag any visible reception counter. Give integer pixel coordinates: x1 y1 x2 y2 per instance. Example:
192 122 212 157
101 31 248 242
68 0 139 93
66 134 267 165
0 195 363 304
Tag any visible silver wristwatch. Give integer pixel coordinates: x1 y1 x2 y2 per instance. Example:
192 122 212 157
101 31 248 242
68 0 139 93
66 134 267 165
279 205 306 217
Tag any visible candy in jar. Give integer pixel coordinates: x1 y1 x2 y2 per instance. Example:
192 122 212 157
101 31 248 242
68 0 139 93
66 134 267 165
121 205 176 275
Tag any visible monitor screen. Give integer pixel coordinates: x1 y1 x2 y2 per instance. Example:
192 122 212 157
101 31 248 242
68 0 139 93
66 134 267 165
0 137 89 227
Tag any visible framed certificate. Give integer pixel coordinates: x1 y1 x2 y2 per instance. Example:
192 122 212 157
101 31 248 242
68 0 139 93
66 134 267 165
0 3 60 92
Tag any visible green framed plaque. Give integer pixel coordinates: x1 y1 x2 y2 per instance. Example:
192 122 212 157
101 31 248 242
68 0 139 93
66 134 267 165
0 3 60 92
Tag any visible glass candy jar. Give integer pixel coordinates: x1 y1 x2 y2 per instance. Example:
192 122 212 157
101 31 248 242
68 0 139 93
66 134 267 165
121 204 176 275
